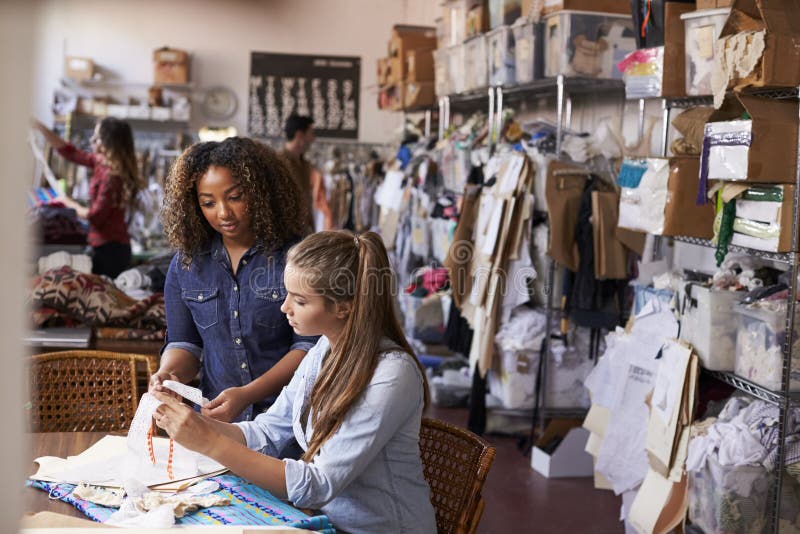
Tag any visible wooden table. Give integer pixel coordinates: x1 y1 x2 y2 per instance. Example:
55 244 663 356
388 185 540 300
25 432 109 518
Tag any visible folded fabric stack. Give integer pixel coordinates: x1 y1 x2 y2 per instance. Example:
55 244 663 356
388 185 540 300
30 206 87 245
37 251 92 276
31 266 166 335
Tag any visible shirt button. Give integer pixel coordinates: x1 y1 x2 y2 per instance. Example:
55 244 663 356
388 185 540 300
233 284 239 292
198 294 204 300
233 310 239 318
272 291 278 299
235 337 242 345
242 259 248 265
241 362 247 369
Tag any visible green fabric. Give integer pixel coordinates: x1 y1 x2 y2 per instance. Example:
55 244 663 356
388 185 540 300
742 186 783 203
716 199 736 267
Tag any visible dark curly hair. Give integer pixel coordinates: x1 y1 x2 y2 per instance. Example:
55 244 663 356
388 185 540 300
162 137 307 269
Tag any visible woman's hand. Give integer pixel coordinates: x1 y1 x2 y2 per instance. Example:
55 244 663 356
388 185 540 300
201 386 251 422
149 369 181 400
153 392 217 455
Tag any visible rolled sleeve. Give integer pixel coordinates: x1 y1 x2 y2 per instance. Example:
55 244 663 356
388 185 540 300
161 341 202 359
163 255 203 358
290 332 319 353
283 353 424 509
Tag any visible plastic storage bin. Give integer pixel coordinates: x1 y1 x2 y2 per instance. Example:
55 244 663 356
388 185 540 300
464 34 488 91
688 455 781 534
443 0 468 47
447 44 467 94
487 25 516 86
512 20 544 83
734 300 800 391
544 10 636 79
434 48 450 97
679 284 743 371
489 0 522 30
681 8 730 96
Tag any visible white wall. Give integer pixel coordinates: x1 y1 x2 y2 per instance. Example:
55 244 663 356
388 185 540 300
32 0 439 143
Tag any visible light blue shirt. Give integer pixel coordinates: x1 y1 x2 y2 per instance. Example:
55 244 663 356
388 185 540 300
235 336 437 534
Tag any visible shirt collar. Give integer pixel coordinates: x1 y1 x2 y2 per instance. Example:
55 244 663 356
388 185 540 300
200 234 267 262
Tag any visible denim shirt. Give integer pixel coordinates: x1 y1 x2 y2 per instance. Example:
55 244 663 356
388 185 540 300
235 336 436 534
163 235 317 421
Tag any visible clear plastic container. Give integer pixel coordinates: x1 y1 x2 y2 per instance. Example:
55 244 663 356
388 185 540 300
512 20 544 83
734 300 800 392
464 34 488 91
489 0 522 30
544 10 636 79
443 0 468 46
487 25 516 86
681 8 730 96
446 44 466 95
678 284 742 371
434 48 450 97
688 455 774 534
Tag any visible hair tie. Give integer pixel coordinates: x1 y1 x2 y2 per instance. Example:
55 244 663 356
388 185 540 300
353 235 360 248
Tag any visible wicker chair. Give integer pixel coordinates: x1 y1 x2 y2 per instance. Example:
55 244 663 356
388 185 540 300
419 417 496 534
27 350 157 432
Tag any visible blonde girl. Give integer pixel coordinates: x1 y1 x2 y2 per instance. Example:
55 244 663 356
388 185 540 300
154 230 436 534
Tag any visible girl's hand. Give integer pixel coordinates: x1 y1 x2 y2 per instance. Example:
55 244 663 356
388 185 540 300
149 370 181 400
153 391 216 455
201 386 250 422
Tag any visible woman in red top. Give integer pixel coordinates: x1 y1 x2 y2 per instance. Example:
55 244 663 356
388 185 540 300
33 117 142 278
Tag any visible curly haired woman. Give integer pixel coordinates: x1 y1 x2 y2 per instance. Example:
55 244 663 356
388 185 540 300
150 137 317 423
33 117 143 278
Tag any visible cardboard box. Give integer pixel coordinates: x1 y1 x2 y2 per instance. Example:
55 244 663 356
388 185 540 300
662 157 716 239
404 81 436 110
153 47 189 84
543 0 631 15
388 25 437 59
704 94 799 184
406 49 435 82
386 57 404 85
732 184 796 252
698 0 733 7
64 56 94 81
466 2 490 38
377 57 392 86
378 84 404 111
531 421 594 478
661 2 694 97
717 0 800 90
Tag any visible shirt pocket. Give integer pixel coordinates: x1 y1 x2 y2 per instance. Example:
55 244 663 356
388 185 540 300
182 288 220 330
254 291 288 330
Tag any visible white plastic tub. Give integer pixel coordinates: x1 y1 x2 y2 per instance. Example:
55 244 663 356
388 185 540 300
681 8 730 96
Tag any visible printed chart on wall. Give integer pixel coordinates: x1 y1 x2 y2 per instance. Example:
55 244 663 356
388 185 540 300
249 52 360 139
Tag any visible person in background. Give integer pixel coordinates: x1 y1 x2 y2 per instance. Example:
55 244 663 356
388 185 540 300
32 117 142 278
151 137 317 423
154 230 436 534
280 114 315 233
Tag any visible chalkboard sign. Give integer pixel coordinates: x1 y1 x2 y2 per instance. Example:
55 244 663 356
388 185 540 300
249 52 361 140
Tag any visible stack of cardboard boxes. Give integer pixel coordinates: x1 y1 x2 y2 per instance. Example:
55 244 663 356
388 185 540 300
377 25 437 111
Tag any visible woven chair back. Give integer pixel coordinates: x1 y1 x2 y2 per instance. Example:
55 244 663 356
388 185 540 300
419 417 496 534
28 350 156 432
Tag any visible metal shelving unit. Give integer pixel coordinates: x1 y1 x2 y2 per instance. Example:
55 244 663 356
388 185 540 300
672 235 793 264
437 75 626 442
645 86 800 533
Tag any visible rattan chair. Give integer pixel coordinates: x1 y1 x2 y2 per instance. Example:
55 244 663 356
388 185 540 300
419 417 496 534
28 350 157 432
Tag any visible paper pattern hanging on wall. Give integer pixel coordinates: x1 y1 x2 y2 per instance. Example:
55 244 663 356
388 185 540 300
249 52 361 140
